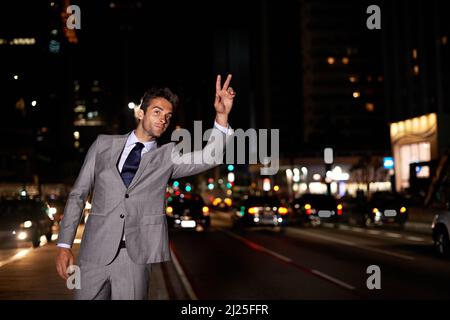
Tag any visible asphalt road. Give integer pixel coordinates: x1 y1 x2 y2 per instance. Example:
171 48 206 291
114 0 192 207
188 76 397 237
0 211 449 300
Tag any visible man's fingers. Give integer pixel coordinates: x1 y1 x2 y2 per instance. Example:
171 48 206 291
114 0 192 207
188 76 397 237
222 74 232 91
216 75 221 93
56 261 68 280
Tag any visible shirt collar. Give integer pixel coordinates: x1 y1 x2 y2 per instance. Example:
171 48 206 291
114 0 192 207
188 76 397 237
126 130 157 152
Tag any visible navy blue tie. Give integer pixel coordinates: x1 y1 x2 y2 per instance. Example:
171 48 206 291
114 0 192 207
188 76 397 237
120 142 145 188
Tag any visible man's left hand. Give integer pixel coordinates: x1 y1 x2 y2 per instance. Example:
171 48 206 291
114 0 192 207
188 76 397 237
214 74 235 126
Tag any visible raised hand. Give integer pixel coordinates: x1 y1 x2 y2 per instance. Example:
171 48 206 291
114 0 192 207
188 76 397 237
214 74 236 116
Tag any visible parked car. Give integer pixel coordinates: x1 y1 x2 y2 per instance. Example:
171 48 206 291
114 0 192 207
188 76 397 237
165 193 210 232
365 192 408 227
291 193 342 226
0 199 54 247
432 209 450 257
232 195 288 230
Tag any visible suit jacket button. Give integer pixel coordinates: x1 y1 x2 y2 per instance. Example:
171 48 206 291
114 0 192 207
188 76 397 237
125 194 129 198
120 214 125 219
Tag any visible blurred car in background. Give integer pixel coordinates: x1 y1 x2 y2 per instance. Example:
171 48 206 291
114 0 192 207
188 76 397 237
432 209 450 258
365 191 408 227
291 193 342 226
165 193 210 232
0 199 54 247
232 195 288 230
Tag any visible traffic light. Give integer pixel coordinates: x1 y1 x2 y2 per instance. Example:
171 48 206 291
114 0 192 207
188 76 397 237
227 164 234 171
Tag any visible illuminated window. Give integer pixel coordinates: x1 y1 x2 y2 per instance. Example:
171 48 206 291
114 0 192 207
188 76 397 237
413 65 419 75
412 49 418 60
399 142 431 189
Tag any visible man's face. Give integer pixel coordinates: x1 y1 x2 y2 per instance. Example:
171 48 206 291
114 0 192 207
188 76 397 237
139 97 174 138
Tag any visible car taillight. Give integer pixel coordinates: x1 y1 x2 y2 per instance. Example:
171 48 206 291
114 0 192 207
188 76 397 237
248 207 258 215
306 209 312 215
337 203 343 216
278 207 288 215
202 206 210 216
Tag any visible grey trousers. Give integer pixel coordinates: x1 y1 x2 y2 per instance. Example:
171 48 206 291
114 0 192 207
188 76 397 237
74 248 152 300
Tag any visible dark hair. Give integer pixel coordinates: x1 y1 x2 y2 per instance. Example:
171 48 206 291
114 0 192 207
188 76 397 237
139 87 179 113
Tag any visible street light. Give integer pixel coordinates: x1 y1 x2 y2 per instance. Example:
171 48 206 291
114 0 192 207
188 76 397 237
128 102 136 109
31 100 37 107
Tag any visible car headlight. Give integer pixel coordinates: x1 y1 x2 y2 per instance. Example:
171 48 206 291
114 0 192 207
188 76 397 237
20 220 32 228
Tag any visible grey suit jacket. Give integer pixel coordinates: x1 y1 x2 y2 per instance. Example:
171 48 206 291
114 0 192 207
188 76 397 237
58 127 232 266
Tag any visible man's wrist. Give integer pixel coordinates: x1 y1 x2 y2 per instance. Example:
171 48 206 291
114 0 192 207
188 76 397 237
215 113 228 127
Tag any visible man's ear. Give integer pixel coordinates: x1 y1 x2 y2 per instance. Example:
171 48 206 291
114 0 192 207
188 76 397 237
137 108 145 121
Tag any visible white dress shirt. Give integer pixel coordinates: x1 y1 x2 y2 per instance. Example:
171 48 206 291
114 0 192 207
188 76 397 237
57 121 230 248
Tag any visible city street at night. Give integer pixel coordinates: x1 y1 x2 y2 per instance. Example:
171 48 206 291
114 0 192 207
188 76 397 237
1 211 448 300
2 0 450 309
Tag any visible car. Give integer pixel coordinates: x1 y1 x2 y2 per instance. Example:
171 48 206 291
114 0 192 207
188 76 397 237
45 198 66 223
291 193 342 226
232 195 288 230
432 209 450 258
165 193 210 232
365 191 408 227
0 199 54 248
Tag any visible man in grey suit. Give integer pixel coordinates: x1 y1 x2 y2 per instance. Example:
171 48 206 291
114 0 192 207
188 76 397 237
55 75 236 299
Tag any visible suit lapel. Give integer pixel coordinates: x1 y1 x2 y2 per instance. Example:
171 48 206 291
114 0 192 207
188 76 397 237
109 133 129 190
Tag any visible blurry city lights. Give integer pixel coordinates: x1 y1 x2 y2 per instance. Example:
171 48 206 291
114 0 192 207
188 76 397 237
353 91 360 98
20 190 27 197
74 141 80 148
413 65 419 75
228 172 235 182
286 169 293 178
313 174 321 181
342 57 349 64
365 103 375 112
185 185 192 192
18 232 27 240
73 131 80 140
327 57 335 65
273 185 280 192
128 102 136 109
173 181 180 188
13 75 19 80
31 100 37 107
23 221 32 228
301 167 308 175
226 182 232 189
349 75 358 83
207 183 214 190
227 164 234 171
263 178 271 191
412 48 418 59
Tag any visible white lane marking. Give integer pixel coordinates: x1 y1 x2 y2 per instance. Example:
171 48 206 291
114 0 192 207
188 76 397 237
223 230 293 263
367 230 382 235
311 269 355 290
338 225 351 230
290 228 357 246
385 232 402 238
406 236 425 242
170 248 198 300
0 248 33 268
221 229 355 291
350 227 365 233
287 228 415 261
